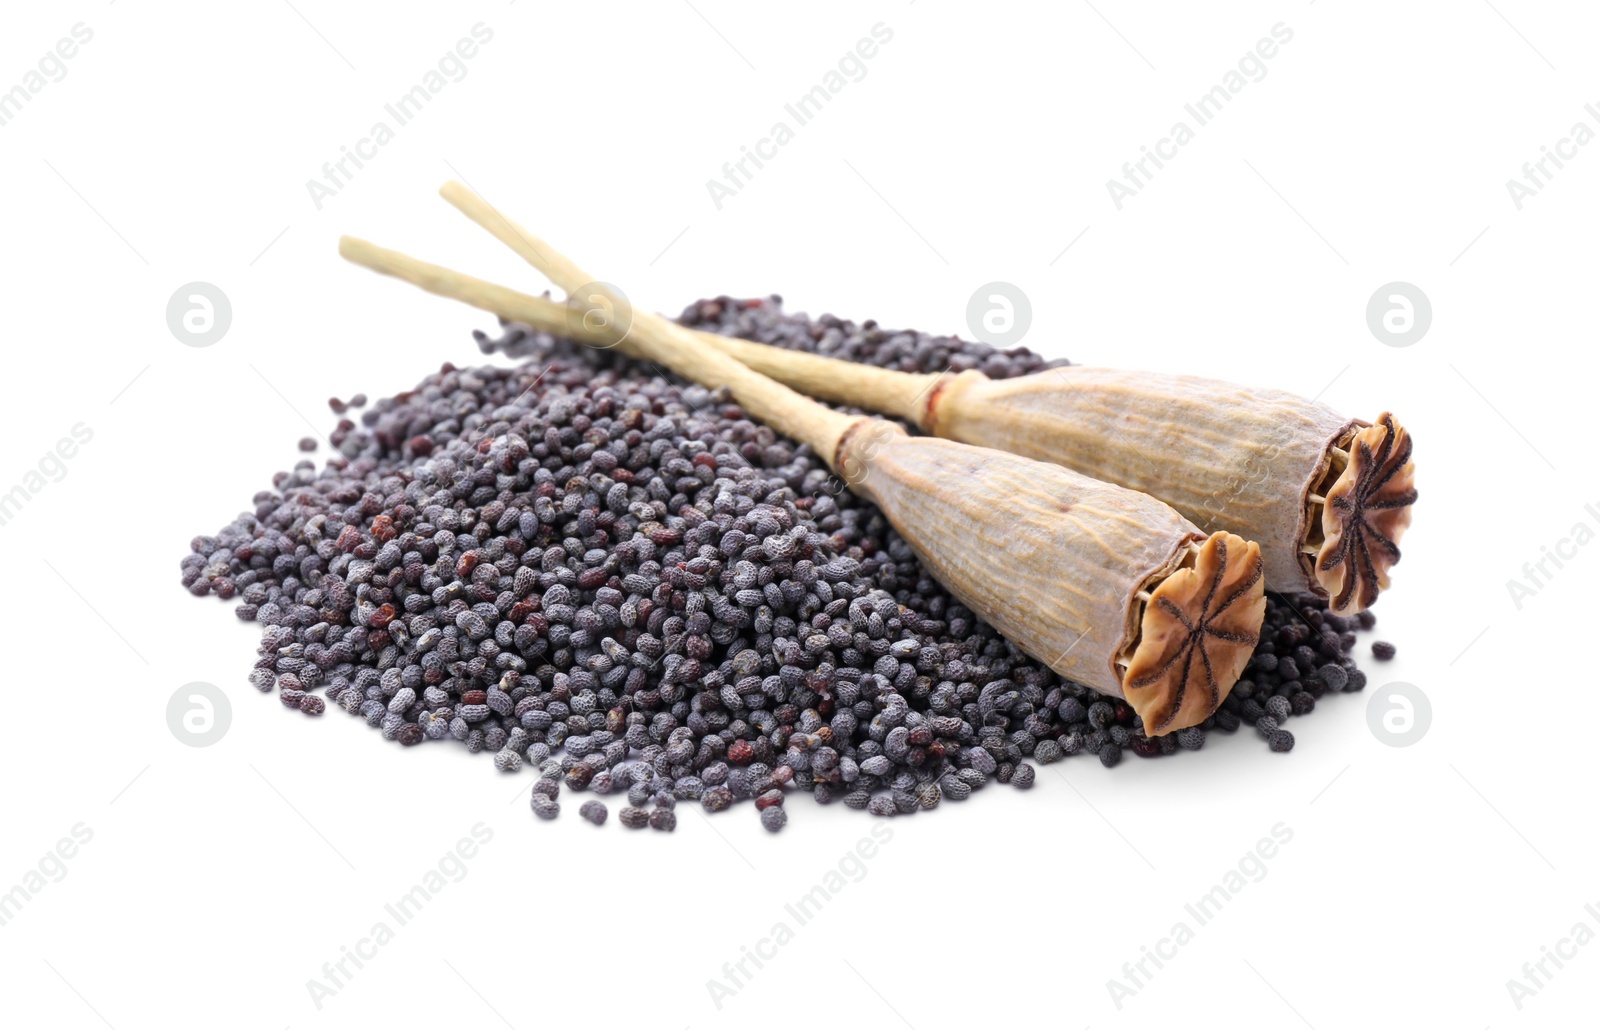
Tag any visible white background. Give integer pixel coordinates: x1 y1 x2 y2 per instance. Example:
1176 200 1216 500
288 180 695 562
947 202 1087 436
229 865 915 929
0 2 1591 1028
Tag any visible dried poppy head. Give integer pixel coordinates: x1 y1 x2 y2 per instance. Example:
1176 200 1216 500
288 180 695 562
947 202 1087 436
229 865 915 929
1122 532 1266 733
1312 413 1416 616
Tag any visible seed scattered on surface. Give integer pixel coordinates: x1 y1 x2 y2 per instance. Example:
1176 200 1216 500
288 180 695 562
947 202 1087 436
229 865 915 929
579 800 607 826
1318 664 1349 692
760 806 787 832
1371 640 1396 660
297 437 317 452
649 808 677 832
619 806 649 829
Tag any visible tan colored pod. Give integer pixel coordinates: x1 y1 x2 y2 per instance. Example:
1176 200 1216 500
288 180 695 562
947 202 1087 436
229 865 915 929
838 423 1265 732
922 368 1413 614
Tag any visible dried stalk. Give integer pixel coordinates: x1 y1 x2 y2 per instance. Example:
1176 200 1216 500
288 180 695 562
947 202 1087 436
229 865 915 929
335 187 1272 733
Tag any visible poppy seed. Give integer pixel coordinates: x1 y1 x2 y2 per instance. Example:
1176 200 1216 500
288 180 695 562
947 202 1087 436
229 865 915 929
180 296 1393 835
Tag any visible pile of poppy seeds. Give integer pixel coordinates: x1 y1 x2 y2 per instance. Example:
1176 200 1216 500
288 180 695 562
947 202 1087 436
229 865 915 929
180 297 1391 832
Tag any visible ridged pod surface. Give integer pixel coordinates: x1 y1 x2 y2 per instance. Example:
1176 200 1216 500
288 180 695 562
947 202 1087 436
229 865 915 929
838 424 1264 731
926 367 1373 601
